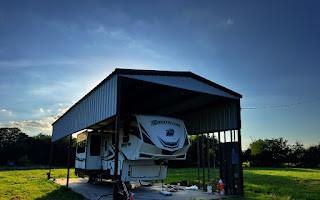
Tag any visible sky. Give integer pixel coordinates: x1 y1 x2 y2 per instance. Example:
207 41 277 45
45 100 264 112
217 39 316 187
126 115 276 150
0 0 319 149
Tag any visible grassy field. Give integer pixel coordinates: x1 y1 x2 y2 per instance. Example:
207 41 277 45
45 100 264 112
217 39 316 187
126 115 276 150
0 167 319 199
0 168 80 200
166 168 320 200
243 168 320 200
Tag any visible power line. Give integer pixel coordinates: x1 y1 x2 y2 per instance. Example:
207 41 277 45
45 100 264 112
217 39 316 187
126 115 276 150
242 97 320 110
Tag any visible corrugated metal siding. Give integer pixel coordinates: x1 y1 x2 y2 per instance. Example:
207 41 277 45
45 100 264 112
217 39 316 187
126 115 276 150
52 75 118 141
182 101 239 134
121 75 239 99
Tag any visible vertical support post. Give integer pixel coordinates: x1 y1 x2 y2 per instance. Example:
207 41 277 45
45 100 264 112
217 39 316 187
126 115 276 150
114 76 122 181
237 129 244 195
47 141 54 180
233 130 236 142
113 76 122 200
218 131 222 179
66 134 72 188
231 130 233 143
197 136 200 187
207 133 210 184
230 130 235 194
114 115 120 180
202 133 205 190
237 99 244 196
213 132 216 169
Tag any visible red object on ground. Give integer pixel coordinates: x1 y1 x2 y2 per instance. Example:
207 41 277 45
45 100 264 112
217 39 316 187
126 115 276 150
217 179 225 192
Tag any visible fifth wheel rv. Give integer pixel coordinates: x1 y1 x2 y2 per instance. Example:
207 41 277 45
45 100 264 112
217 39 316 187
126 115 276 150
75 115 190 182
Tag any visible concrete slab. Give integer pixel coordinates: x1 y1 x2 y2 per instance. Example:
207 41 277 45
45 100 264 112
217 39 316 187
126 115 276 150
55 178 221 200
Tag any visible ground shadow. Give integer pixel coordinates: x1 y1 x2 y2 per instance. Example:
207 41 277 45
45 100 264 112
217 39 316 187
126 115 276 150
35 187 83 200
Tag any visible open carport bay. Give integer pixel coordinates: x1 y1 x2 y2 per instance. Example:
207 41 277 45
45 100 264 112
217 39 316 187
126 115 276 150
55 178 220 200
50 69 244 197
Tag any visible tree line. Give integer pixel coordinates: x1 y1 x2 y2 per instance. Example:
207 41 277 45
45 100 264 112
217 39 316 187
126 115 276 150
0 128 76 167
0 128 319 168
243 138 320 168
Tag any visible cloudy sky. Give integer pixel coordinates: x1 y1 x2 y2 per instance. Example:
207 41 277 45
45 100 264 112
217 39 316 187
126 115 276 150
0 0 319 148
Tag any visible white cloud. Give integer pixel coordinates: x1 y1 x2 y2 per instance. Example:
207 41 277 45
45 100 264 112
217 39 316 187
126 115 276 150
0 108 13 116
0 104 71 135
38 107 53 114
0 115 57 135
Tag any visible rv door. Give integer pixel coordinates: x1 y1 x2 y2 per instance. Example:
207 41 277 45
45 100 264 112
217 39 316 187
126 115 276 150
75 136 87 170
86 134 102 170
102 134 114 171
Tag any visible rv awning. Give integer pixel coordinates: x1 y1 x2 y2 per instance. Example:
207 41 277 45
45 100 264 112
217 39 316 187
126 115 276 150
52 68 242 142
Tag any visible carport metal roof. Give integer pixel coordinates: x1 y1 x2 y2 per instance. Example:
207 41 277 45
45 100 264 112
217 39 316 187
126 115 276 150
52 68 242 142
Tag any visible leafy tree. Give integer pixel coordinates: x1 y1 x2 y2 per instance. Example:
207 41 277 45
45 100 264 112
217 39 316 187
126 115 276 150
248 138 290 167
28 133 51 164
250 139 265 156
242 148 252 163
0 128 76 166
302 144 320 168
51 136 77 166
0 128 31 165
288 142 305 166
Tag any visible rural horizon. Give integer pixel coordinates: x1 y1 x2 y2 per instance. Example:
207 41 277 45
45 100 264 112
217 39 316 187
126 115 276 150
1 1 319 150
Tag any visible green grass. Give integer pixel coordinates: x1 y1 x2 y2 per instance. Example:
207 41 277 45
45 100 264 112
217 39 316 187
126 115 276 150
165 167 320 200
244 168 320 200
0 167 319 199
0 168 82 200
165 167 220 186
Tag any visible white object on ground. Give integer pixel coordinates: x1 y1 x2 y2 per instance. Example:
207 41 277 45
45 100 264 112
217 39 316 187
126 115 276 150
139 181 152 186
207 185 212 193
160 191 173 196
185 185 199 190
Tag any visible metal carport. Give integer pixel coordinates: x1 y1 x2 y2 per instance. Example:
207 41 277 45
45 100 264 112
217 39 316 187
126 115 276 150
49 68 243 197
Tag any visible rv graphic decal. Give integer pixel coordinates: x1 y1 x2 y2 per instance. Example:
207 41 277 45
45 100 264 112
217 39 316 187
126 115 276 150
166 129 174 136
159 137 180 149
151 120 181 127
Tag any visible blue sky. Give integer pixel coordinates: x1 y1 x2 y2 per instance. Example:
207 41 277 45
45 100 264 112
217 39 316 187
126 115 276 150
0 1 319 148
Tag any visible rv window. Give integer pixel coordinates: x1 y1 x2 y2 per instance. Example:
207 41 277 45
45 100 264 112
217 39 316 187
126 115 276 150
123 119 140 140
77 140 86 153
126 125 140 139
90 135 101 156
